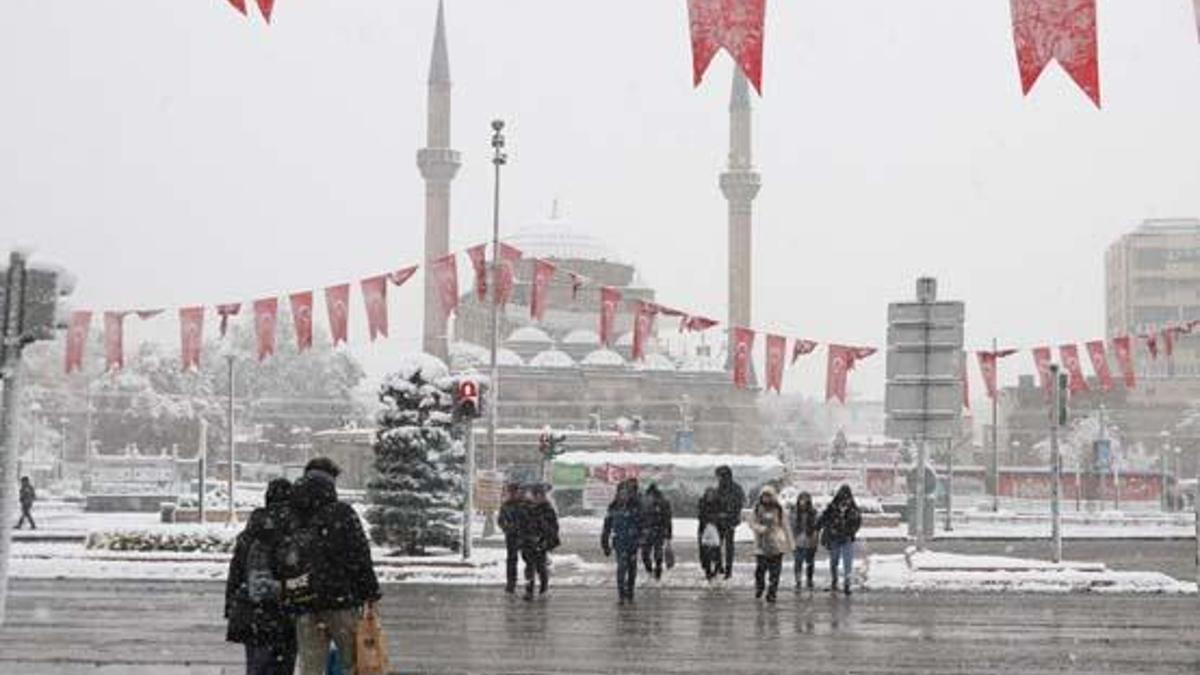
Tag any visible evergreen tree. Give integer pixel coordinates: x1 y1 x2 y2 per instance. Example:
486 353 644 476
366 355 465 555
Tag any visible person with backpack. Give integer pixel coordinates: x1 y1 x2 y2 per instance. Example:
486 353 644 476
519 483 559 600
601 478 643 604
697 488 723 582
225 478 297 675
817 484 863 595
712 466 745 580
791 491 820 591
638 483 673 581
746 485 793 603
497 481 526 595
15 476 36 530
283 458 381 675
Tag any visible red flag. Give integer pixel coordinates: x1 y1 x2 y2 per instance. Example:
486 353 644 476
361 275 389 342
656 305 688 319
103 311 127 372
1010 0 1100 107
1163 326 1184 360
1085 339 1113 391
732 327 756 390
389 265 418 288
687 0 767 94
1112 336 1136 389
289 291 314 352
631 301 657 361
135 309 163 320
1032 347 1053 398
530 259 556 321
790 339 818 365
1059 344 1089 394
253 298 278 362
226 0 247 15
765 334 786 393
467 244 488 302
961 351 970 409
682 315 719 333
569 272 585 302
494 243 523 306
65 310 92 374
179 306 205 372
255 0 273 23
599 287 622 347
1143 332 1159 360
324 284 350 346
216 303 241 338
976 349 1018 400
430 253 458 319
825 344 876 404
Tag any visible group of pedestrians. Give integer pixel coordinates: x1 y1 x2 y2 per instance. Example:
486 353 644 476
600 478 674 603
225 457 381 675
498 481 561 600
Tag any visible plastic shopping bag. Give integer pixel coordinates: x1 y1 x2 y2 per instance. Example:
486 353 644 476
355 603 389 675
664 541 676 569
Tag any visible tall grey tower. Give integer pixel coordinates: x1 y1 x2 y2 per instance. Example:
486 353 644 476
417 0 460 361
720 69 761 342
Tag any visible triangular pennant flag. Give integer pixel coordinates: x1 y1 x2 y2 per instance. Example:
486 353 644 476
1059 344 1089 393
467 244 488 302
825 344 875 404
494 243 523 306
631 301 658 361
226 0 248 15
289 291 314 352
103 311 128 372
361 275 389 341
530 259 556 321
681 315 719 333
1112 336 1136 389
65 311 92 374
135 309 163 320
1032 347 1053 399
1010 0 1101 107
790 338 817 365
179 307 205 372
431 253 459 320
731 327 756 389
255 0 274 23
253 298 278 362
1085 339 1113 391
325 284 350 346
599 287 622 346
216 303 241 338
389 265 418 288
765 334 786 393
687 0 767 94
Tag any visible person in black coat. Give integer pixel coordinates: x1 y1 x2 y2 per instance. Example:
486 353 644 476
496 481 526 594
712 466 745 580
16 476 36 530
696 488 723 581
790 491 820 590
602 478 643 603
225 478 297 675
816 484 863 595
638 483 673 580
284 458 381 675
519 483 559 600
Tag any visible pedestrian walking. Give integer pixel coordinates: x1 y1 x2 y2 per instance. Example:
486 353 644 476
639 483 673 581
225 478 297 675
497 481 526 594
712 466 745 579
282 457 381 675
519 483 559 600
790 491 820 591
817 484 863 595
747 485 793 602
15 476 36 530
697 487 723 581
602 478 643 604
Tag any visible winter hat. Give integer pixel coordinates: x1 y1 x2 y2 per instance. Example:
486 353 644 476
265 478 292 506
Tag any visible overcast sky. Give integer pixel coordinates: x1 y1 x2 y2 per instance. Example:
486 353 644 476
2 1 1199 400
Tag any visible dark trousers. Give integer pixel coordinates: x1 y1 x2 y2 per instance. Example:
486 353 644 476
15 504 34 530
640 538 664 579
718 525 736 578
504 535 520 592
615 549 638 600
244 642 297 675
793 547 816 587
755 554 783 599
700 545 722 580
521 548 548 594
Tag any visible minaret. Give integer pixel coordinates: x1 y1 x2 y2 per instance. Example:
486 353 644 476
417 0 461 361
721 69 761 352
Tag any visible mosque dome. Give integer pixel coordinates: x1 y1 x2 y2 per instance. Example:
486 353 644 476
636 353 677 372
529 349 576 369
449 341 489 371
581 348 626 368
506 213 621 262
497 348 525 367
506 326 554 345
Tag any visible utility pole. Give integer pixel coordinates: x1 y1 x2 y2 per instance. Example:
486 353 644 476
197 418 208 524
1049 364 1064 564
487 119 507 472
0 253 27 626
225 354 236 526
463 419 474 560
944 438 953 532
991 338 1001 513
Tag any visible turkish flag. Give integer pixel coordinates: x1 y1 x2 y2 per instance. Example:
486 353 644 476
681 315 719 333
1143 333 1159 360
569 272 585 302
361 275 389 342
253 298 278 362
255 0 273 23
289 291 314 352
494 243 523 306
103 311 127 372
732 327 755 390
227 0 247 15
64 310 92 374
1085 339 1113 391
389 265 418 288
1059 344 1089 394
467 244 488 302
765 334 786 393
216 303 241 338
631 301 657 361
179 306 205 372
790 338 817 365
688 0 767 94
1010 0 1100 107
599 287 622 347
530 259 556 321
976 349 1018 400
1112 336 1136 389
656 305 688 319
431 253 459 319
135 309 163 320
324 284 350 346
1032 347 1053 399
825 344 876 404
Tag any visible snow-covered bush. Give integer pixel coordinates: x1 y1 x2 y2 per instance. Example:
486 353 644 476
86 527 237 553
366 354 467 555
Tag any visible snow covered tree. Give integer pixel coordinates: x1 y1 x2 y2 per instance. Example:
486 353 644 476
366 354 466 555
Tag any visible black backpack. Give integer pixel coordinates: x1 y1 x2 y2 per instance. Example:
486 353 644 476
278 521 319 612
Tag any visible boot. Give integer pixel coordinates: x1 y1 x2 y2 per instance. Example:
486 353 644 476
524 581 534 601
830 574 839 593
843 581 852 596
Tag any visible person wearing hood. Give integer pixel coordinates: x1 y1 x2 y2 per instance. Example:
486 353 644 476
284 458 381 675
791 491 820 591
225 478 297 675
696 487 723 581
712 466 745 580
816 484 863 595
519 483 560 600
601 478 643 604
746 485 793 602
638 483 673 581
497 481 527 594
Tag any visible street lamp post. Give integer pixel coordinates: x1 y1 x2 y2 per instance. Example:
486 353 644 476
58 417 67 482
486 119 507 473
1160 431 1170 513
225 353 236 526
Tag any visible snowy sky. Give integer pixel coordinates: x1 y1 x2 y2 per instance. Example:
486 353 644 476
2 1 1199 399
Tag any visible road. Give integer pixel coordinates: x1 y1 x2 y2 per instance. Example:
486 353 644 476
0 579 1197 674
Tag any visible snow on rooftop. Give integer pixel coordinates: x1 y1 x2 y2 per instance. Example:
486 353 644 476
506 325 554 345
635 353 676 372
562 329 600 345
385 352 449 384
581 348 625 367
529 349 575 368
497 348 525 367
679 353 725 373
555 450 783 470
